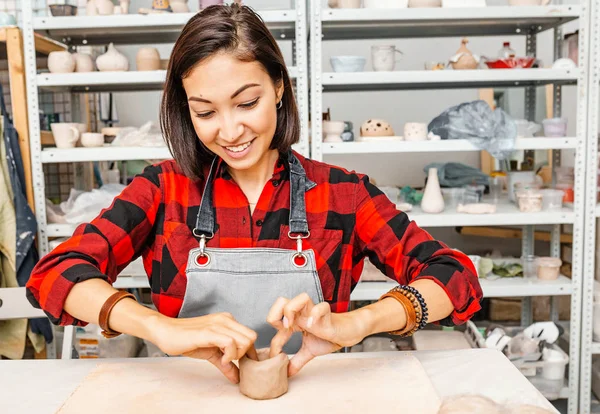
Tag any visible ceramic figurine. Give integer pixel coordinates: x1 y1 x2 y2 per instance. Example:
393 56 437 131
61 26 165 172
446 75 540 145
360 119 394 137
450 38 479 70
47 51 76 73
421 168 445 213
96 43 129 72
136 47 161 71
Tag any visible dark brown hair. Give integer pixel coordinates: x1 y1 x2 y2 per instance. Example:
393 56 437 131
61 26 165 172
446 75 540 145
160 4 299 179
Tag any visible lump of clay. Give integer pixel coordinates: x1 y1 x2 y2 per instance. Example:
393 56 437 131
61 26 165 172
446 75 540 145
360 119 394 137
438 395 502 414
456 203 497 214
239 348 289 400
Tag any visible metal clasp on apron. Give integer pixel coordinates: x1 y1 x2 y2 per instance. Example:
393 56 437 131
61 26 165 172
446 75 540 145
192 229 214 267
288 230 310 268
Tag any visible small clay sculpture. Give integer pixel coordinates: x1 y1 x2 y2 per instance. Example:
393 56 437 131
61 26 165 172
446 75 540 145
239 348 289 400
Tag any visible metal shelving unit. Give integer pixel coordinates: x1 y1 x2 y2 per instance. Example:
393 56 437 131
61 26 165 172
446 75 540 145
310 1 589 412
579 0 600 409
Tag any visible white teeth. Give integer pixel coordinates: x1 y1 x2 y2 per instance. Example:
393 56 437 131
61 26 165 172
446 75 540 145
226 141 252 153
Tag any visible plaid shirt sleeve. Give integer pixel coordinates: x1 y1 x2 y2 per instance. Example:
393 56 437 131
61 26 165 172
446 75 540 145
353 175 483 326
25 164 163 326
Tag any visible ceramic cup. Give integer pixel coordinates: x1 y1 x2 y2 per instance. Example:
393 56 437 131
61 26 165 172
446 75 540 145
372 46 403 71
403 122 428 141
51 123 81 148
81 132 104 147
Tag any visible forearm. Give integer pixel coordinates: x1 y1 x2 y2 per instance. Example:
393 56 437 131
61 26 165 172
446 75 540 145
63 278 162 343
353 279 453 337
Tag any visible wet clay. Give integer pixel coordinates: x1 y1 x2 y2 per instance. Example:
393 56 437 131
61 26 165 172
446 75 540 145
239 348 289 400
437 395 502 414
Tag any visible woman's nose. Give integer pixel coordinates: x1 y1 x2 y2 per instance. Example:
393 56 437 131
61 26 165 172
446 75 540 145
218 113 244 142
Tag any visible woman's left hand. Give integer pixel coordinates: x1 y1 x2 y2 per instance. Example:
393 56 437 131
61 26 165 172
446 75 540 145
266 293 370 377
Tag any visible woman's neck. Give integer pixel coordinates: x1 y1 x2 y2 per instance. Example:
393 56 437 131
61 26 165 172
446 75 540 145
228 149 280 200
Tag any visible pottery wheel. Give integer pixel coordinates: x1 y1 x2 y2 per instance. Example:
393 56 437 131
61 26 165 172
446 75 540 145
56 353 442 413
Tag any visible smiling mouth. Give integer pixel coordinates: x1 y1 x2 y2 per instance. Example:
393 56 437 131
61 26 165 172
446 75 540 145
224 138 255 153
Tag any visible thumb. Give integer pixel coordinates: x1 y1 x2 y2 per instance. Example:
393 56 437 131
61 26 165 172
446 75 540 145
288 346 315 377
207 352 240 384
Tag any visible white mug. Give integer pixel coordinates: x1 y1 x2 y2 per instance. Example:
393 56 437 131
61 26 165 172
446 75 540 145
51 123 81 148
372 45 403 71
81 132 105 147
404 122 428 141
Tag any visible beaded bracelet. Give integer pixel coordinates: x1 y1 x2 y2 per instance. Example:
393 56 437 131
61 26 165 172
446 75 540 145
379 285 429 336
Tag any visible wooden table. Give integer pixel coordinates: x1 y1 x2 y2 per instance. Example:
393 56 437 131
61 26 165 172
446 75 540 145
1 348 558 413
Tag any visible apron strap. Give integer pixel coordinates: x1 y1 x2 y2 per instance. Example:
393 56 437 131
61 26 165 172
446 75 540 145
193 151 310 239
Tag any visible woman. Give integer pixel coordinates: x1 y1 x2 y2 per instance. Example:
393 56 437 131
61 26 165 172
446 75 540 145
26 4 482 383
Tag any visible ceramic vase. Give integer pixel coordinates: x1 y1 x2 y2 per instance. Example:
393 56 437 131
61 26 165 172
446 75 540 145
421 168 445 213
48 51 76 73
95 0 114 14
96 43 129 71
73 53 94 72
136 47 161 71
450 38 479 70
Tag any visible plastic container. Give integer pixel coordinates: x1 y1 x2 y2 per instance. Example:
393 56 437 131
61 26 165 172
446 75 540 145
441 187 466 207
540 189 564 210
463 184 485 203
536 257 562 281
516 189 543 212
556 182 574 203
498 42 516 59
542 118 568 137
521 255 539 279
541 348 568 380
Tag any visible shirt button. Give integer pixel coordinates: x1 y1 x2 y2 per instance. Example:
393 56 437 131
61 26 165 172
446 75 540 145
272 180 280 187
256 220 263 226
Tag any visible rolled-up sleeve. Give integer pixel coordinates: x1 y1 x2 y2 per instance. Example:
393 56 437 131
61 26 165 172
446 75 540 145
25 164 163 326
353 175 483 326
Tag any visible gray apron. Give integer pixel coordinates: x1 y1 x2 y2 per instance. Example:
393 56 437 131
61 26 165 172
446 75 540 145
178 152 324 354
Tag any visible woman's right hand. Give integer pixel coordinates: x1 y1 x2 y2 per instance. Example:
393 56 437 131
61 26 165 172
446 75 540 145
148 312 258 384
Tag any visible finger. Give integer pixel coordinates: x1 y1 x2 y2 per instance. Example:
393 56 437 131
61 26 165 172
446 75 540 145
266 297 290 330
307 302 332 329
220 316 259 344
269 328 294 358
211 326 256 362
196 329 238 365
207 349 240 384
288 346 316 377
283 293 314 327
246 344 258 361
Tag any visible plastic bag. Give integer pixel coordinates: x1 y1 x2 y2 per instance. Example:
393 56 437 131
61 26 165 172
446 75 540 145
428 100 517 160
46 184 126 225
110 121 166 147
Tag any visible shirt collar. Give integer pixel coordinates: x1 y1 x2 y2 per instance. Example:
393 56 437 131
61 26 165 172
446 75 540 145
215 152 287 181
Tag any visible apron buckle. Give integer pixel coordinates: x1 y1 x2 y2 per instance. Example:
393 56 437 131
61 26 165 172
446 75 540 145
288 231 310 268
192 231 214 267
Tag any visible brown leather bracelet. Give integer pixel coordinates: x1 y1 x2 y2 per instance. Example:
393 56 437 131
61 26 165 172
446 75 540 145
99 291 136 339
379 289 417 336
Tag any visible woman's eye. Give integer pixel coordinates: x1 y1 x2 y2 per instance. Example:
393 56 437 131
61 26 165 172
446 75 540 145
195 111 214 119
239 98 259 109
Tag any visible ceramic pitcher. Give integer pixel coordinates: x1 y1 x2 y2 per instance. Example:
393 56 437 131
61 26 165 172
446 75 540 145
372 46 403 71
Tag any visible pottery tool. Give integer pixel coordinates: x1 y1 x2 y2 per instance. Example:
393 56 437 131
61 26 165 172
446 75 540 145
56 353 442 413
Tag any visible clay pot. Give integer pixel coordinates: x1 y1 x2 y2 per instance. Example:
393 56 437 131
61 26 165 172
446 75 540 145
73 53 95 72
136 47 161 71
95 0 114 15
239 349 289 400
48 51 75 73
360 119 394 137
170 2 189 12
408 0 441 7
450 38 479 70
421 168 445 213
96 43 129 72
81 132 104 147
404 122 427 141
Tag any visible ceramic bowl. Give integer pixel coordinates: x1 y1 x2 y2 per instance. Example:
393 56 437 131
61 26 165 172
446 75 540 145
330 56 366 72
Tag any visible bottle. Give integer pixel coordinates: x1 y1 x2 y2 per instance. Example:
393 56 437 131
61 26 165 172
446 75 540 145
498 42 516 59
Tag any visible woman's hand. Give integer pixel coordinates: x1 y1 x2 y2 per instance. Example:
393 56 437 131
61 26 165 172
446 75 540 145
148 312 258 384
266 293 371 377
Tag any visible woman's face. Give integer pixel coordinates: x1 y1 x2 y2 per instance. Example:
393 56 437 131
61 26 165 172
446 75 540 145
182 52 284 172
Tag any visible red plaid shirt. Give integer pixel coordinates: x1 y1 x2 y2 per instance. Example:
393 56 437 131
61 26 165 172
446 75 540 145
26 151 482 327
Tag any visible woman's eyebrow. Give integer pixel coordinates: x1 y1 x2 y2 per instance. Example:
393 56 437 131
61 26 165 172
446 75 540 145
188 83 261 104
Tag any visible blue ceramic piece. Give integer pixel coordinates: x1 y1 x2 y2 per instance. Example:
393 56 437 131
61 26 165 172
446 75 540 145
0 13 17 26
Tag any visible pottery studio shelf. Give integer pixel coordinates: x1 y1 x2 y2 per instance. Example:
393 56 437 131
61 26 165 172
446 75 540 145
40 146 173 163
322 137 579 155
37 66 299 92
322 68 578 92
33 10 297 45
320 5 579 39
351 275 572 301
595 204 600 217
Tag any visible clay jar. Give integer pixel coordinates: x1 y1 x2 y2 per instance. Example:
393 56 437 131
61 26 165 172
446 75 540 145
47 51 75 73
136 47 161 71
239 349 289 400
96 43 129 72
73 53 95 72
404 122 427 141
450 38 479 70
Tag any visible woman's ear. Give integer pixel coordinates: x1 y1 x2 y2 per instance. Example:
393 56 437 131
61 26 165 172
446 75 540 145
275 78 284 104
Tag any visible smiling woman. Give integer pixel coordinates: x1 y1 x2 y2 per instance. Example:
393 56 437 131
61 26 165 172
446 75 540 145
26 4 482 386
